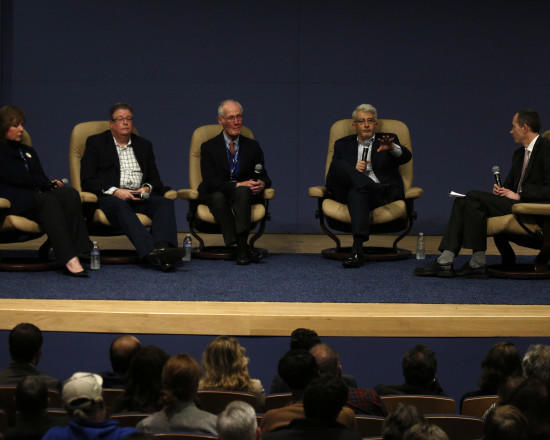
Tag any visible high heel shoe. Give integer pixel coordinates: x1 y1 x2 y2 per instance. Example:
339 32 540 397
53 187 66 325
63 268 89 278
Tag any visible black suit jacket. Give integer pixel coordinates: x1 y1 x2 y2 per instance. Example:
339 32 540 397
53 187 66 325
0 140 50 215
326 133 412 202
503 135 550 202
81 131 168 197
198 131 271 198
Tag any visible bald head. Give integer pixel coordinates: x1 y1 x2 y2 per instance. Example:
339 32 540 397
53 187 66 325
110 335 141 374
310 343 341 377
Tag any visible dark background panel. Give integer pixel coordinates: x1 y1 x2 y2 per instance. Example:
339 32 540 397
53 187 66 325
3 0 550 233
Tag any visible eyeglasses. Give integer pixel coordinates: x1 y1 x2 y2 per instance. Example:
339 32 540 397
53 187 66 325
223 115 243 122
354 118 376 125
112 117 134 123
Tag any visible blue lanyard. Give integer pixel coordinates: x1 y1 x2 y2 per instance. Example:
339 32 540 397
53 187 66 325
18 148 30 172
227 145 239 181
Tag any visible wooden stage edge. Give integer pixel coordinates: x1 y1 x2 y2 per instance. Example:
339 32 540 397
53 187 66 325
1 234 547 338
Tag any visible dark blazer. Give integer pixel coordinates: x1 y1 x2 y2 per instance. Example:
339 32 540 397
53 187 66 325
0 361 61 391
327 133 412 199
503 135 550 202
81 131 168 197
198 131 271 198
0 140 50 215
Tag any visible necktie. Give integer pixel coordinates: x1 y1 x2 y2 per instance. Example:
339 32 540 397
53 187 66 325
517 148 530 193
229 140 235 155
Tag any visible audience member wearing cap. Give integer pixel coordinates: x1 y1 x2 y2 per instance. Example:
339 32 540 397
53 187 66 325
42 372 138 440
0 323 61 391
137 354 217 435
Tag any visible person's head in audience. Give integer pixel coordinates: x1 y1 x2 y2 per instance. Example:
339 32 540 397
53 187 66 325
162 353 201 409
303 375 348 422
217 400 260 440
201 336 253 391
522 344 550 385
310 343 342 377
478 341 522 394
16 375 48 418
290 328 321 350
483 404 528 440
278 349 319 396
109 335 141 376
382 403 425 440
402 345 438 388
122 345 169 412
9 323 43 366
403 423 448 440
62 372 106 422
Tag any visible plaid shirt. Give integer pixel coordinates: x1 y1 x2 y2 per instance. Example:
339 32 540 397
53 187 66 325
347 387 387 416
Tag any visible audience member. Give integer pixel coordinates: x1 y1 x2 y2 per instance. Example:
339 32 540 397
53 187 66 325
199 336 265 408
113 345 169 413
42 372 137 440
375 345 445 395
522 344 550 385
460 341 522 410
137 354 217 434
261 349 356 432
4 376 68 440
483 404 528 440
382 403 425 440
0 323 61 390
310 343 386 416
217 400 260 440
403 423 448 440
100 335 141 389
262 375 362 440
270 328 357 393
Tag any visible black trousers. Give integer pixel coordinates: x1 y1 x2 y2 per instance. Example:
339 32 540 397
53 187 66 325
99 194 178 258
326 159 397 242
29 187 90 265
202 187 258 246
439 190 516 253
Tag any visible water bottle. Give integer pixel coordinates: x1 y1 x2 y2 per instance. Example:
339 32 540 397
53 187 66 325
90 241 101 270
416 232 425 260
182 234 192 262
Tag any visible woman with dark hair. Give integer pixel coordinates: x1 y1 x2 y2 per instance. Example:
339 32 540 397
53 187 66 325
114 345 169 413
460 341 523 410
137 354 217 434
0 105 90 276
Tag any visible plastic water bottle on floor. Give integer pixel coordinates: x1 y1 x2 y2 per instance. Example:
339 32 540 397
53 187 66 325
183 234 192 262
416 232 425 260
90 241 101 270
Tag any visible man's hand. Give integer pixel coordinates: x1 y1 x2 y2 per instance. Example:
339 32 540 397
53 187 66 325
377 135 396 152
135 186 150 194
51 179 64 188
355 160 368 173
113 189 140 201
493 184 520 200
237 179 266 194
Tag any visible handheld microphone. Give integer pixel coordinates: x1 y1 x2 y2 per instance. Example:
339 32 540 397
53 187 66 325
131 191 150 200
361 141 371 161
46 177 69 190
254 164 263 176
492 165 502 187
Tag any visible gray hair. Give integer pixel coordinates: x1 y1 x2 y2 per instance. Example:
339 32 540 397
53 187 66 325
522 344 550 383
217 99 244 119
352 103 378 120
217 400 257 440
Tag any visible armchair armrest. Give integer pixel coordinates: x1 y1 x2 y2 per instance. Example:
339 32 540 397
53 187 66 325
264 188 275 200
177 188 199 200
308 186 327 198
405 186 424 199
513 203 550 216
163 189 177 200
80 191 98 203
0 197 11 209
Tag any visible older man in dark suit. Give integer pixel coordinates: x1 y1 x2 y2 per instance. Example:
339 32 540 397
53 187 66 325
199 99 271 265
415 109 550 278
326 104 412 268
81 103 181 272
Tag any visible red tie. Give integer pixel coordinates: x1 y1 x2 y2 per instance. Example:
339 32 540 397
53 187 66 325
517 148 530 193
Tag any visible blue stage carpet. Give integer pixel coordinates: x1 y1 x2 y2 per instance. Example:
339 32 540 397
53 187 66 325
2 253 550 304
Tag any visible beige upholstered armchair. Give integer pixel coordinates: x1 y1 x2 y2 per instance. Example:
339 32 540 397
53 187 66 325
308 118 423 260
177 125 275 259
0 130 55 270
69 121 177 262
486 129 550 278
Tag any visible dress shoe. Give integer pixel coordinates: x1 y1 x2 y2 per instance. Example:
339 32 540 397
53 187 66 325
236 247 251 265
454 262 489 279
248 247 264 264
146 247 184 270
414 260 454 277
159 262 175 272
343 251 365 268
63 268 89 278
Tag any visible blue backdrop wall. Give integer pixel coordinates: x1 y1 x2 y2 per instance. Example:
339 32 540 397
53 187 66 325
2 0 550 233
